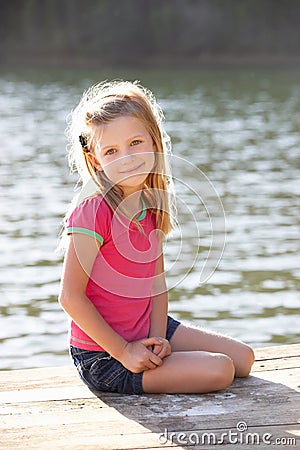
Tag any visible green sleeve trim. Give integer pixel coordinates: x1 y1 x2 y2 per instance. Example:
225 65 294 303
136 197 147 221
66 227 104 245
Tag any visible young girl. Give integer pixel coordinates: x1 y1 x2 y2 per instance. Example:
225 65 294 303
59 80 254 395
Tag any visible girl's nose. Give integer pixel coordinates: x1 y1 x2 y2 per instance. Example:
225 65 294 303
119 148 135 163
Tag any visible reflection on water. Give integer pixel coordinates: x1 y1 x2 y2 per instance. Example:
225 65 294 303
0 68 299 369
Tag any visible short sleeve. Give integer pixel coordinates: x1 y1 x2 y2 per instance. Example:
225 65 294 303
65 196 111 246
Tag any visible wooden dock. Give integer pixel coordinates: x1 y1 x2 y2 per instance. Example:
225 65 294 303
0 344 299 449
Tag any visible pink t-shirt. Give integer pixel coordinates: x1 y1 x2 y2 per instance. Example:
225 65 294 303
65 194 159 351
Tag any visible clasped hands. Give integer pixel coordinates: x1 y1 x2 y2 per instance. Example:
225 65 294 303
120 336 171 373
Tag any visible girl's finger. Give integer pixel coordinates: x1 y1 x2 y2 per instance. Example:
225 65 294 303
148 351 162 367
142 336 164 347
145 361 158 370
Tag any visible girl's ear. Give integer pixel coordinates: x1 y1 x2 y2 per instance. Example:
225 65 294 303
87 153 102 170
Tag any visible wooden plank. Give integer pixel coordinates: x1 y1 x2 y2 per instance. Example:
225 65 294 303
0 344 298 393
253 367 300 390
0 367 299 405
254 343 300 360
1 372 299 432
1 391 298 433
0 366 79 392
1 421 298 449
1 359 298 403
0 344 299 450
0 427 174 450
253 355 300 372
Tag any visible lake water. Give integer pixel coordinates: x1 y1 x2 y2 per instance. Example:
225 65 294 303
0 68 299 370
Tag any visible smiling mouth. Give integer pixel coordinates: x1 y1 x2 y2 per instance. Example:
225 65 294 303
120 162 145 174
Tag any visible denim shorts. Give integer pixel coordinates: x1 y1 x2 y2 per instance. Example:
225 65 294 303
70 315 181 395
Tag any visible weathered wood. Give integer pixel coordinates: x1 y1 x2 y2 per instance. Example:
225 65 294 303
253 355 300 372
0 366 81 392
0 343 298 393
1 424 298 450
0 344 299 449
254 343 300 360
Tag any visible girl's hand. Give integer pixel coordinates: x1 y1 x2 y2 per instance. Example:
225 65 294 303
151 337 171 359
119 337 164 373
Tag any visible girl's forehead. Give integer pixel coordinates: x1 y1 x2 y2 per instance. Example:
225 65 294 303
92 115 150 142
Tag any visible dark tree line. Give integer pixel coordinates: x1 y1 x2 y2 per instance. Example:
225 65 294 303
1 0 300 67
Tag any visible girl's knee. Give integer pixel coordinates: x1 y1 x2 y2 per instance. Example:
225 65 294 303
237 344 255 378
211 354 235 390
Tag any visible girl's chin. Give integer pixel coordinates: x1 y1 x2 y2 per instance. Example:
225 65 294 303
118 173 148 187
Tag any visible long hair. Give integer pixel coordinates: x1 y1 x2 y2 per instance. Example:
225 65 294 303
66 80 176 236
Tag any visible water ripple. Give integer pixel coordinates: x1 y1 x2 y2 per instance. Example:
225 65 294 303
0 69 299 369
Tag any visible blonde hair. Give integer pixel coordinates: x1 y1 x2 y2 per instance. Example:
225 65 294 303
66 80 175 236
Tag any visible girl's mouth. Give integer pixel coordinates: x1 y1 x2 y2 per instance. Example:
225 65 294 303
119 162 145 174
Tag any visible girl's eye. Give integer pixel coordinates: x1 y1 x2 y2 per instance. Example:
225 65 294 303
131 139 142 147
105 148 117 156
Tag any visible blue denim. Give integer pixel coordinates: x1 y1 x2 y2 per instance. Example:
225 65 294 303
70 315 181 395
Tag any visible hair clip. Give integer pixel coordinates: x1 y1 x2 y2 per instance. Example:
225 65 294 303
79 133 88 150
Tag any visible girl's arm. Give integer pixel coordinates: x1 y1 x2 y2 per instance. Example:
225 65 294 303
59 234 163 372
149 251 171 359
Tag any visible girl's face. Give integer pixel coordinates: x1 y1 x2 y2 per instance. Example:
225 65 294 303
88 116 156 197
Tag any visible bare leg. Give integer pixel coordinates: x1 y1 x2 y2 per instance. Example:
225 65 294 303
142 350 235 394
170 323 255 378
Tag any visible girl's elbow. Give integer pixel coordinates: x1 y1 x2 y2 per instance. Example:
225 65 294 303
58 289 87 314
58 291 72 311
